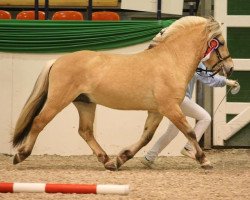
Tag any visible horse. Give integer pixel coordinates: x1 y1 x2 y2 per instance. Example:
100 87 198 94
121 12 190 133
12 16 234 171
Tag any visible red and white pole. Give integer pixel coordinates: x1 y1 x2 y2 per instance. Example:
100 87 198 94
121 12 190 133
0 182 129 195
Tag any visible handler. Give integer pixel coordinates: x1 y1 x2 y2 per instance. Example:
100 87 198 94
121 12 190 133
141 62 239 167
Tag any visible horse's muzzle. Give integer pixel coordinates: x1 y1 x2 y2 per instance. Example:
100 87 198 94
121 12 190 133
227 67 234 77
223 66 234 77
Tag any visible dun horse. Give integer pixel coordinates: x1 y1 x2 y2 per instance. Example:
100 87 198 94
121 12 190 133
12 16 234 170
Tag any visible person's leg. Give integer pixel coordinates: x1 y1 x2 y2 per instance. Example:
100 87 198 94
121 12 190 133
142 96 211 166
142 97 192 164
181 97 211 151
144 122 179 162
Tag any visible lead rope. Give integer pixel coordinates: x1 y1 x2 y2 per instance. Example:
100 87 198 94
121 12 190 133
212 86 233 118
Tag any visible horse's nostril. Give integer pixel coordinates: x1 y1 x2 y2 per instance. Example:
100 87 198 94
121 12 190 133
228 67 234 77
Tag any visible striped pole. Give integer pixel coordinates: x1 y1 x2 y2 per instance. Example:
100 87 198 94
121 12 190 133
0 182 129 195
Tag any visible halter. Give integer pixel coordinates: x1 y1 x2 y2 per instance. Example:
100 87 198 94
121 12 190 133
197 37 231 77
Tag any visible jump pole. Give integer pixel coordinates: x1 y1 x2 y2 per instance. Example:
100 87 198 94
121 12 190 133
0 182 129 195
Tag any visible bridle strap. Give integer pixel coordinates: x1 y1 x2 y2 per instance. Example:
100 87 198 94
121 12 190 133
211 49 231 69
196 67 220 77
197 37 231 77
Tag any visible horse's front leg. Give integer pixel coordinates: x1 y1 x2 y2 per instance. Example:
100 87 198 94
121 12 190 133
161 104 212 169
73 102 115 170
115 112 163 169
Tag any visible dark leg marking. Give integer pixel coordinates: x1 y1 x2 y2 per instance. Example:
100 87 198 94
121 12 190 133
195 152 206 164
188 131 197 140
97 153 109 164
116 150 134 169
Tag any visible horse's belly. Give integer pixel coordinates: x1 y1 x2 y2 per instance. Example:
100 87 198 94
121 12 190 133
89 92 158 111
85 62 158 110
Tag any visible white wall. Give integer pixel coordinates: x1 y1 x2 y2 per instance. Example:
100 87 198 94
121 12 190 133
0 42 194 157
121 0 184 15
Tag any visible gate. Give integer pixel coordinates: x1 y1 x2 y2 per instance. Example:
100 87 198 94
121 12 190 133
213 0 250 146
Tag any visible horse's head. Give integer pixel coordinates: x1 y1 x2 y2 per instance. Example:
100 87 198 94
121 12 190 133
202 18 234 77
148 16 234 77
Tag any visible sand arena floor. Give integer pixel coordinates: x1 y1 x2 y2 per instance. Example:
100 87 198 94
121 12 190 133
0 149 249 200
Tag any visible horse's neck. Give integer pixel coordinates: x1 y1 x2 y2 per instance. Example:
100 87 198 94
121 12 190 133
158 25 207 83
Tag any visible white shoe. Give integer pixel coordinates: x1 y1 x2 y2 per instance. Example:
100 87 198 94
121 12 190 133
140 157 154 168
181 147 196 160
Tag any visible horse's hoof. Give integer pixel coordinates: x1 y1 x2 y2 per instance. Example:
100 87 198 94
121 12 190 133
13 151 31 165
104 161 117 171
13 154 20 165
201 160 213 170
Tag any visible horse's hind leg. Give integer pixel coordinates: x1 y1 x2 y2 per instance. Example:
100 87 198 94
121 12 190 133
13 78 78 165
161 104 212 169
13 98 70 164
73 102 115 170
115 112 163 169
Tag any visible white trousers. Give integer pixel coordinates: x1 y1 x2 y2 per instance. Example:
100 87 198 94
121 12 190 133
145 96 211 161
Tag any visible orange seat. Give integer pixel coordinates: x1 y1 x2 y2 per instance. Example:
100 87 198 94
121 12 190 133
0 10 11 19
92 11 120 21
52 11 84 20
16 11 45 20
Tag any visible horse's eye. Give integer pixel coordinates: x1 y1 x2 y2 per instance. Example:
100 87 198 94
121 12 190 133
219 41 224 46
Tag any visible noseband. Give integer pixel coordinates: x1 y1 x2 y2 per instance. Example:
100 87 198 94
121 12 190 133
197 37 231 77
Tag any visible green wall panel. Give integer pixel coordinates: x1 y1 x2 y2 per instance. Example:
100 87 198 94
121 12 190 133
227 27 250 59
225 114 250 146
227 71 250 102
224 124 250 146
226 114 236 123
228 0 250 15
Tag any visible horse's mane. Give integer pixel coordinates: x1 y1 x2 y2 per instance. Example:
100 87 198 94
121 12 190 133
149 16 222 49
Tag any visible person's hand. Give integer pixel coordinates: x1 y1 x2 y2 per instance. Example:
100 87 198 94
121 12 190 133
226 79 239 88
227 79 241 94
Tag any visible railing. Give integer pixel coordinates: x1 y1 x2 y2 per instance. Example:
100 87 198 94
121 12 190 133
0 0 200 20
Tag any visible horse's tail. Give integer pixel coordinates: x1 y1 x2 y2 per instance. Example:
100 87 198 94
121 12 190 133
12 60 55 147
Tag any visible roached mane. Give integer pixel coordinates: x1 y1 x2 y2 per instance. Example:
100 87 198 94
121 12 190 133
148 16 222 49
